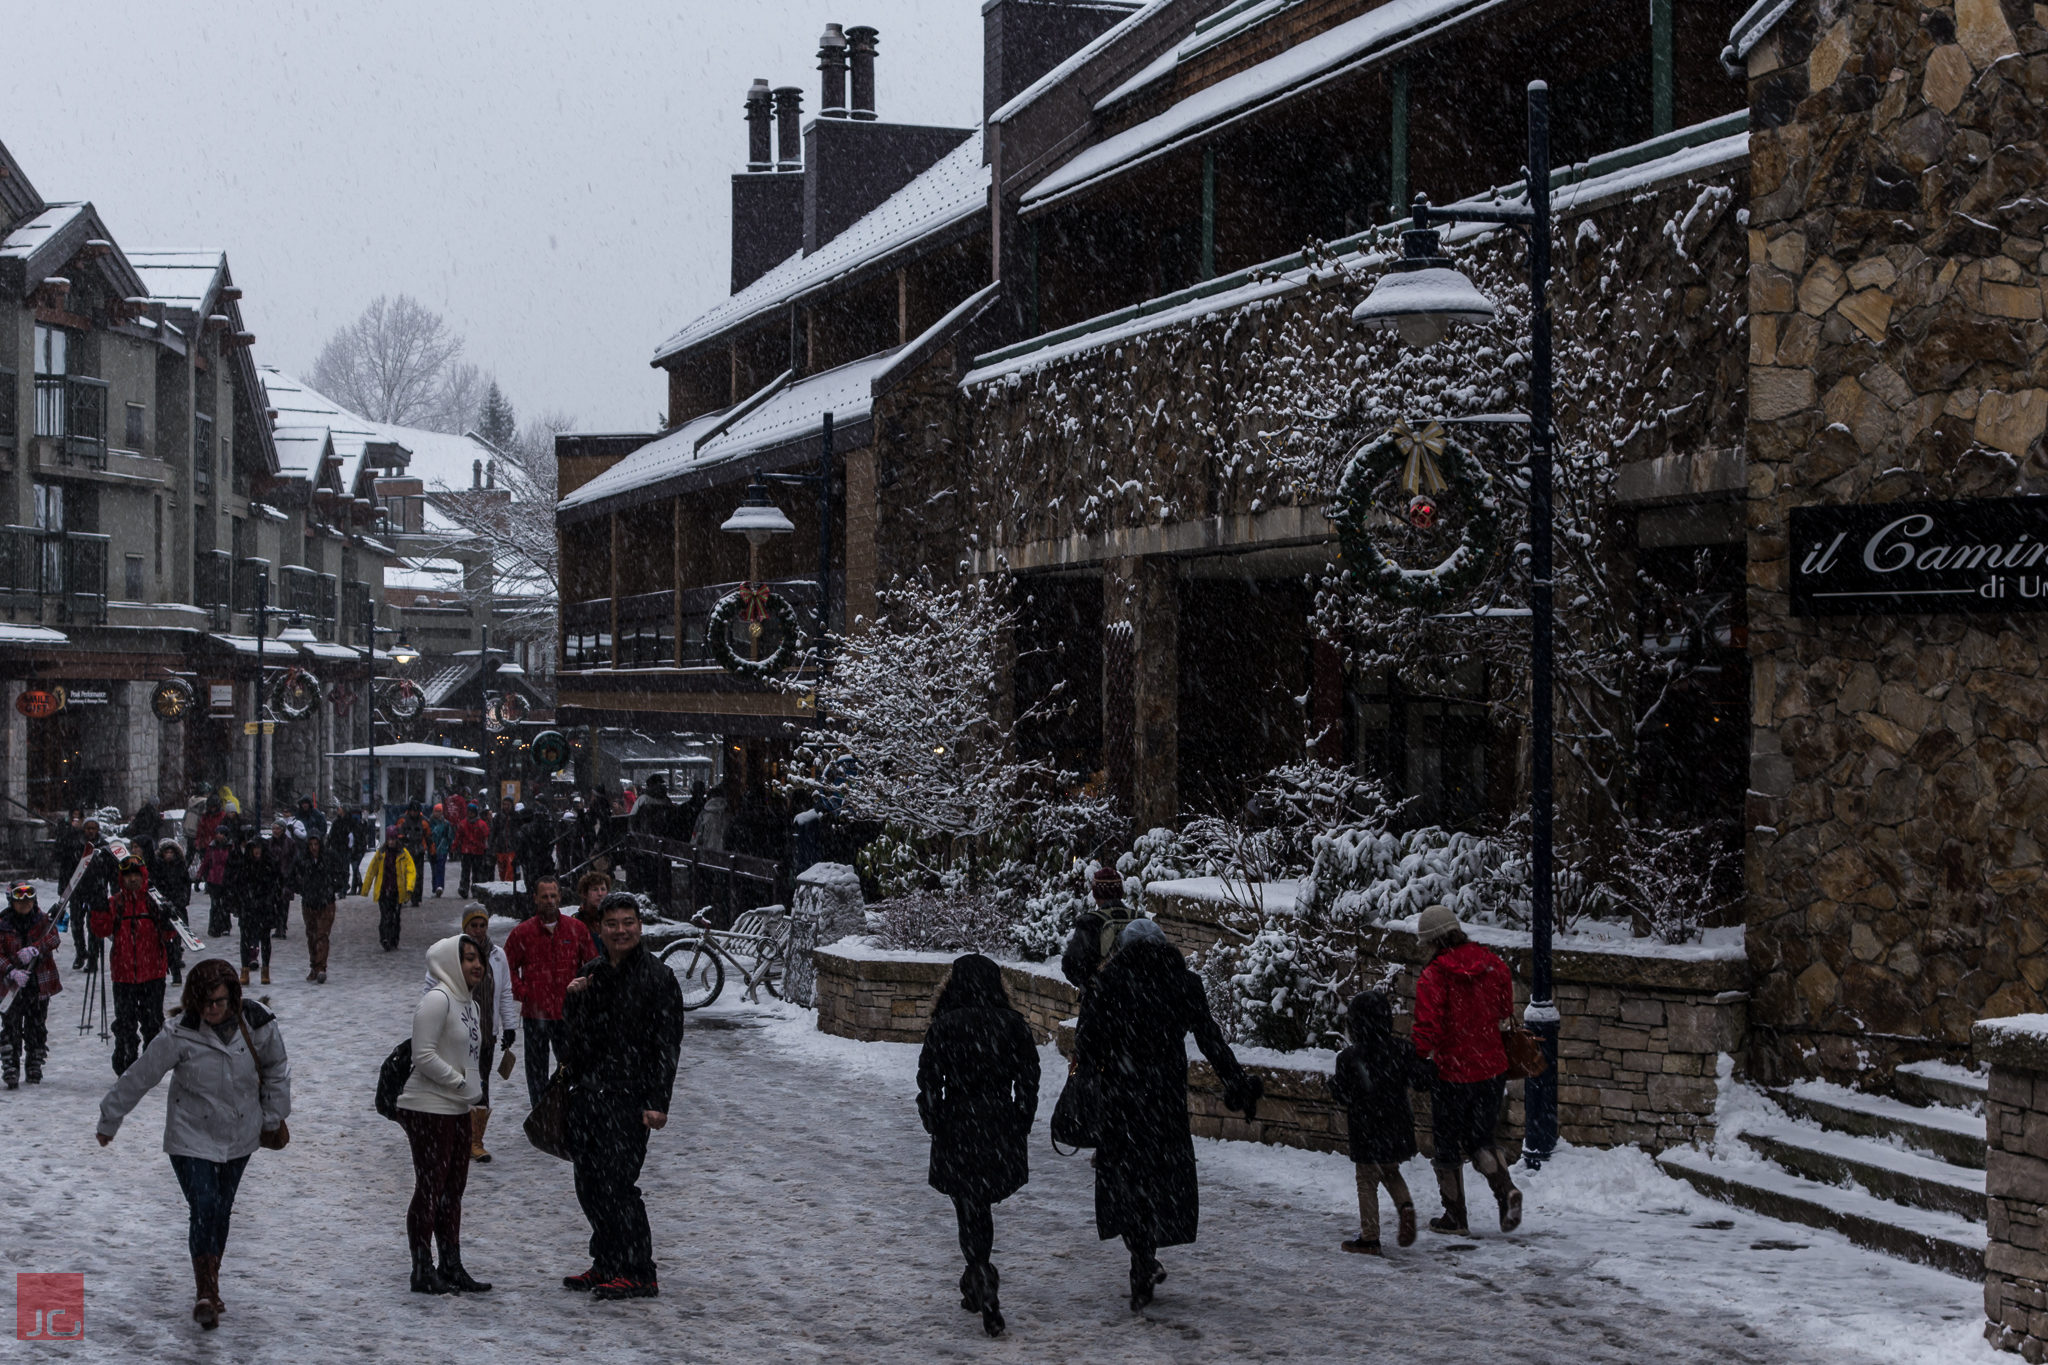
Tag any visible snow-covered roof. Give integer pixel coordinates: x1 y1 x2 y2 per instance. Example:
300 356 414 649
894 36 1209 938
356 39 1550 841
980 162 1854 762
258 367 505 504
127 249 225 311
1023 0 1493 210
386 558 465 593
971 113 1747 385
651 129 988 364
989 0 1169 123
0 203 84 259
0 201 148 298
328 743 480 760
562 346 899 515
0 624 67 645
271 425 337 482
1096 0 1300 108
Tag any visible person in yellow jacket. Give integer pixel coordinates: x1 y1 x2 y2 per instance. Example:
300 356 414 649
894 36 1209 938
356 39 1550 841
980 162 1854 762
361 826 418 952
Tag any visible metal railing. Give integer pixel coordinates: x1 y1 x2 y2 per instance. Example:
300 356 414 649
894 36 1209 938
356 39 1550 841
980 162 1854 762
281 564 319 620
195 549 232 609
34 375 108 468
317 573 339 640
0 525 107 623
233 557 270 614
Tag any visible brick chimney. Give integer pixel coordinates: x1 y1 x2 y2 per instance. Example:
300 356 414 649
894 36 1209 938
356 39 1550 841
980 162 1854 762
847 26 879 121
983 0 1139 122
732 79 805 292
818 25 850 119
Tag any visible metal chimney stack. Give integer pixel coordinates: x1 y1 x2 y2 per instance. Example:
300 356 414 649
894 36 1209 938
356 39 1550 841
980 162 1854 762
773 85 804 171
847 27 878 120
745 79 774 171
818 25 849 118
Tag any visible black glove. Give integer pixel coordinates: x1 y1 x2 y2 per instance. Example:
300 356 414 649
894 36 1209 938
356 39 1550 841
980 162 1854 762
1223 1072 1264 1122
501 1030 517 1050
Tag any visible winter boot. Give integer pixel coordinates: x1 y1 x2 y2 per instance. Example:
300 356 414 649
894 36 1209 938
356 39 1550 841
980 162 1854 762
562 1266 604 1292
1397 1203 1418 1248
1127 1248 1162 1311
410 1245 451 1294
1340 1236 1383 1255
238 966 249 986
957 1265 979 1313
1429 1163 1469 1234
979 1262 1004 1338
193 1255 222 1329
260 966 270 985
436 1237 491 1293
1486 1168 1523 1233
2 1041 17 1091
471 1107 492 1163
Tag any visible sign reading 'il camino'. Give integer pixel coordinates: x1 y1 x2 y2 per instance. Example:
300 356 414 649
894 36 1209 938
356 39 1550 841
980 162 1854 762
1791 497 2048 615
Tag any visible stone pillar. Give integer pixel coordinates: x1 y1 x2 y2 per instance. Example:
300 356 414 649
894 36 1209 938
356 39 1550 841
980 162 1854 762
787 861 866 1008
123 682 160 812
1131 556 1178 833
0 681 26 861
1979 1018 2048 1359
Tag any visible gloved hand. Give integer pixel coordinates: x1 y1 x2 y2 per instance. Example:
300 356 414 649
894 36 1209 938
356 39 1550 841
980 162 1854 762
501 1030 516 1050
7 969 27 990
18 947 37 963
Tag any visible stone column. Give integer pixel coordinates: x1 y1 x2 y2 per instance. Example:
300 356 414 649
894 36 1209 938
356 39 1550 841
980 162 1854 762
1979 1018 2048 1359
124 682 161 812
1130 556 1179 832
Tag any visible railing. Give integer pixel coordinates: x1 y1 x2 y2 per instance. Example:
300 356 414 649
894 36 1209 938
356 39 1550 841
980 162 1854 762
195 549 232 610
563 580 821 670
317 573 339 640
34 375 108 469
347 581 377 647
233 556 270 614
681 579 819 667
280 564 319 620
0 367 15 449
193 412 214 497
1 526 107 623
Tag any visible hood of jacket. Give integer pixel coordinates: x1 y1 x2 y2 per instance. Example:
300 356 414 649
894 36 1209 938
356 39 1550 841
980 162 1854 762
424 934 474 1005
1432 941 1502 978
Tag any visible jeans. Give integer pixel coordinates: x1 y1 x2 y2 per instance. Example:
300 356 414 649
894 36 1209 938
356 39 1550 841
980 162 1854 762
397 1109 472 1253
111 979 166 1074
430 855 447 894
170 1154 250 1258
458 853 488 897
570 1090 655 1280
523 1017 570 1110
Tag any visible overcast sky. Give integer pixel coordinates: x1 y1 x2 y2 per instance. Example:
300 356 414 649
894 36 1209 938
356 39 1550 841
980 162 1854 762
2 1 985 432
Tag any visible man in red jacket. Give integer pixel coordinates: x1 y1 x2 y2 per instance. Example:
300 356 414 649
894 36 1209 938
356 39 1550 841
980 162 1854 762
456 803 493 898
1410 904 1521 1236
503 874 595 1108
89 855 175 1075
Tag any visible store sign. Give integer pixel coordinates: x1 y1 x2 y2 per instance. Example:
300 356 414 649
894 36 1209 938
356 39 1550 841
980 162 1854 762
64 687 110 707
1791 498 2048 616
15 687 62 719
152 680 194 720
209 682 235 717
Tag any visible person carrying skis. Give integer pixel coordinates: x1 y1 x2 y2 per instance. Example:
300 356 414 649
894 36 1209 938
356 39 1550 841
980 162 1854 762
61 816 120 970
90 854 177 1075
0 882 62 1089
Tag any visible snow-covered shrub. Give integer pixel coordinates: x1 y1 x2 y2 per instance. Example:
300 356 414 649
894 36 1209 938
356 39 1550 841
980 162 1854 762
1306 824 1523 927
1229 924 1346 1052
870 891 1015 955
1607 821 1736 944
1004 857 1097 961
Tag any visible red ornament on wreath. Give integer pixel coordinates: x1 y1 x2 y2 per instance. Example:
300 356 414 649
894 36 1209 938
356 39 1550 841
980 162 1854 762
1406 493 1438 529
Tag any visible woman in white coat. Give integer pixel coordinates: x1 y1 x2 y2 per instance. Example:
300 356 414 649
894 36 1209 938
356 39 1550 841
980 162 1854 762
398 933 490 1294
96 957 290 1331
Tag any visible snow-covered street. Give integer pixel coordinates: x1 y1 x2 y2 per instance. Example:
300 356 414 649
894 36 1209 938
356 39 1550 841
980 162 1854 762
0 891 1995 1364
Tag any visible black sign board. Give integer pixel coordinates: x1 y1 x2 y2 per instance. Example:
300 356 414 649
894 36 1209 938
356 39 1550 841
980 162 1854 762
1790 497 2048 615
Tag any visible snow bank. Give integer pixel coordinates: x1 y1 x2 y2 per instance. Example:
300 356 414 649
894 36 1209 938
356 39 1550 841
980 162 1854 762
1147 876 1306 913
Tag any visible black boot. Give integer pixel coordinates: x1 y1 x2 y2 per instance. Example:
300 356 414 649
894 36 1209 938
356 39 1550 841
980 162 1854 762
1430 1162 1470 1233
1484 1167 1523 1233
410 1246 450 1294
978 1262 1004 1338
1127 1249 1161 1311
437 1238 491 1293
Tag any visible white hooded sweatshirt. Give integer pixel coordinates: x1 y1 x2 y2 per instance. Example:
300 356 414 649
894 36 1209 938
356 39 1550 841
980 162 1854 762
397 934 482 1115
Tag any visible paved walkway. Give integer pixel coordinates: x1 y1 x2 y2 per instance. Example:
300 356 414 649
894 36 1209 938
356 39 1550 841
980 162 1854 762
0 891 1989 1363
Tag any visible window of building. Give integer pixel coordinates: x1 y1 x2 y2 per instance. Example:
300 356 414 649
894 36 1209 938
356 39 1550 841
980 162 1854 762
125 402 146 450
33 325 67 376
124 554 145 601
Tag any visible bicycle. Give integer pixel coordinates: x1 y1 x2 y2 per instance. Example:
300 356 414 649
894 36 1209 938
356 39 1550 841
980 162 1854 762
656 905 789 1010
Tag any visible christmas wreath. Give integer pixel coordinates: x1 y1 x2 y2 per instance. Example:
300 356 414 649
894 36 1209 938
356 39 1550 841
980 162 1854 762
710 584 800 678
277 668 321 719
1328 419 1501 608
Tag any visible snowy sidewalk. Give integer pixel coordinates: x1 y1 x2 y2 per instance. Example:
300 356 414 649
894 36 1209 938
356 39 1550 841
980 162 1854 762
0 890 1993 1364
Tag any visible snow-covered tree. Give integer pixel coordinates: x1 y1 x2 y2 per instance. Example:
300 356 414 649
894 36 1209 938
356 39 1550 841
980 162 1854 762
476 379 518 450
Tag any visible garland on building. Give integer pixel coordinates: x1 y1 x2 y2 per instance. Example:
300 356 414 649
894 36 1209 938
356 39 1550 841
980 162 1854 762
710 584 800 678
1328 420 1500 607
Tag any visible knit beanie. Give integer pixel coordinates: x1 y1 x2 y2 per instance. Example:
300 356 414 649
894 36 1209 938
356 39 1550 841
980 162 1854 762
1416 904 1461 943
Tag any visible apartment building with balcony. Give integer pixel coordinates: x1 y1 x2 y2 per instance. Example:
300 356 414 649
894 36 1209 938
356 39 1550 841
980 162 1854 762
0 140 394 847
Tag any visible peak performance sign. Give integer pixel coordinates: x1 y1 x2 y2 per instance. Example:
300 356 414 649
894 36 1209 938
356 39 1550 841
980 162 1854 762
1791 497 2048 616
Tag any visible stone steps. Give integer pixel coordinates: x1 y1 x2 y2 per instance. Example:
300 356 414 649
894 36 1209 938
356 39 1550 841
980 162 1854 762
1736 1118 1985 1222
1773 1079 1987 1169
1658 1146 1986 1278
1894 1059 1988 1113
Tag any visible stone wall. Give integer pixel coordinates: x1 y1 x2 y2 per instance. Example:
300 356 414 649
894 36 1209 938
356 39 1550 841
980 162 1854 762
1743 0 2048 1085
1975 1016 2048 1357
1151 890 1748 1151
813 944 1079 1045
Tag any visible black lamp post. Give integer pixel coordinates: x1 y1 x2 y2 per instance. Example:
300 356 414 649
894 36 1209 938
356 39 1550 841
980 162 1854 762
1351 79 1559 1163
252 569 270 831
761 411 835 656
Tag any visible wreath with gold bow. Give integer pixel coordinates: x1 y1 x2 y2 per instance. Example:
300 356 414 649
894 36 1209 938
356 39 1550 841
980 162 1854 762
709 584 801 678
1328 419 1501 607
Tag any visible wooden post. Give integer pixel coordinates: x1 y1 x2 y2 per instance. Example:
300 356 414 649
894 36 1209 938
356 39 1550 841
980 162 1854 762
672 495 685 667
1651 0 1674 135
1389 64 1410 217
1200 145 1216 280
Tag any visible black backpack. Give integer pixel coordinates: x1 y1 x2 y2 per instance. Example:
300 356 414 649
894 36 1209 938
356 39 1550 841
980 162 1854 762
374 1040 412 1120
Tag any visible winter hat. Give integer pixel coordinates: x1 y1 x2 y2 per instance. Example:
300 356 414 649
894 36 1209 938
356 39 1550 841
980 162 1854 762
1119 918 1166 948
1416 904 1462 943
1347 989 1394 1041
1092 866 1125 903
462 907 491 930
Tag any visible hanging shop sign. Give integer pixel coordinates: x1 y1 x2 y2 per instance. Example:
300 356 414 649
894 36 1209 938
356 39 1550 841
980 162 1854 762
1790 497 2048 616
63 686 110 706
152 679 195 720
529 730 571 773
15 687 63 719
209 682 236 717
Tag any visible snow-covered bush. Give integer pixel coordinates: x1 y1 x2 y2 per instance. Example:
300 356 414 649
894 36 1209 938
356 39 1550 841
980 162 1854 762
1003 857 1099 961
1228 924 1346 1052
1306 824 1524 927
1607 821 1736 945
870 890 1015 955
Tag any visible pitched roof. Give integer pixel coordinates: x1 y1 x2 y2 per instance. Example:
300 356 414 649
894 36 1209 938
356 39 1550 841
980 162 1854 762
0 201 149 298
988 0 1172 123
127 250 227 313
258 367 504 499
651 129 989 364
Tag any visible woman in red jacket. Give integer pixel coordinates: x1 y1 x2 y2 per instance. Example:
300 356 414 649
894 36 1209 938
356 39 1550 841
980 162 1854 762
1410 904 1522 1236
89 855 175 1075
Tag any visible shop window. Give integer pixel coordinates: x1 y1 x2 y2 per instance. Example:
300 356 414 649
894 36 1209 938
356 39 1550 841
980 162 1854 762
124 554 145 601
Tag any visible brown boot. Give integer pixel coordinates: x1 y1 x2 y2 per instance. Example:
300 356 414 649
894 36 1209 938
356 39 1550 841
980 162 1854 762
192 1256 220 1330
471 1107 492 1163
238 966 249 986
260 966 271 985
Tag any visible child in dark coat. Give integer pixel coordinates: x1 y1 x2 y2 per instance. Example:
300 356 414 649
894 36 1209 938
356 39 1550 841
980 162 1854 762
1327 989 1437 1254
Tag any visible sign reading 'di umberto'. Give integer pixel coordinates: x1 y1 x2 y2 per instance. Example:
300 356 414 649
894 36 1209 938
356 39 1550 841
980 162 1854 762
1791 497 2048 616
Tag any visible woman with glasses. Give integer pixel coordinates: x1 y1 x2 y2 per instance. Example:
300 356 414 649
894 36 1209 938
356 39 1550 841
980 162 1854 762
95 958 291 1331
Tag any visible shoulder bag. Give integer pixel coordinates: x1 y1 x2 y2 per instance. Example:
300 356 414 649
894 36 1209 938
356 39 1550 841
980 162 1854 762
1050 1060 1100 1153
523 1066 575 1161
1501 1025 1549 1081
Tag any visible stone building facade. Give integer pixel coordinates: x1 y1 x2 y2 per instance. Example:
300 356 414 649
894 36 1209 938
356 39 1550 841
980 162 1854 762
1742 0 2048 1082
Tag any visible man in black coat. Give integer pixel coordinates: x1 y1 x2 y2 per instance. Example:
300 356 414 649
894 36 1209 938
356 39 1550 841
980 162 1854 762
1073 919 1262 1311
62 818 119 971
916 954 1040 1338
147 838 191 985
561 892 685 1300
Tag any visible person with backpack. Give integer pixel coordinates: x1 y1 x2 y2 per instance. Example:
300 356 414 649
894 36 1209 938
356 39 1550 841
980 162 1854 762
361 827 418 953
201 828 233 935
1 881 62 1089
428 806 454 899
915 954 1039 1338
96 957 290 1331
399 803 431 908
396 934 491 1295
223 837 282 987
61 816 119 970
90 854 178 1074
1327 989 1437 1254
1061 866 1140 994
455 802 492 897
1411 904 1523 1236
151 837 192 986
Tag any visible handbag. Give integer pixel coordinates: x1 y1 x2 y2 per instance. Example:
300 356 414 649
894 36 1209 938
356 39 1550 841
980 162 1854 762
1502 1027 1549 1081
524 1066 575 1161
239 1015 292 1149
1050 1063 1100 1153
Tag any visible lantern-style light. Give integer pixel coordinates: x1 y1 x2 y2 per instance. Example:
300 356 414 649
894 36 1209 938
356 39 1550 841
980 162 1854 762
720 483 796 546
277 612 317 645
1352 220 1497 349
390 633 418 666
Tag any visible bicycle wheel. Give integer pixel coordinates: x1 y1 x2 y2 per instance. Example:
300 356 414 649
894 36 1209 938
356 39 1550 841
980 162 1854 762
758 945 787 1000
659 938 724 1010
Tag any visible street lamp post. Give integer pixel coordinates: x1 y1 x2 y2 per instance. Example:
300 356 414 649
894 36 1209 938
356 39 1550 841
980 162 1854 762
1350 79 1559 1163
252 570 270 831
357 628 416 824
278 613 319 812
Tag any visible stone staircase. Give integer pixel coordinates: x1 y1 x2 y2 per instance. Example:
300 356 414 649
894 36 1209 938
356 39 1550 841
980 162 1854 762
1658 1061 1988 1278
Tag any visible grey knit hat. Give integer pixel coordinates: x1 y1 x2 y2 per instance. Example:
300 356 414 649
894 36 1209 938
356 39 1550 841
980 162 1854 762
1120 918 1167 948
1416 904 1461 943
